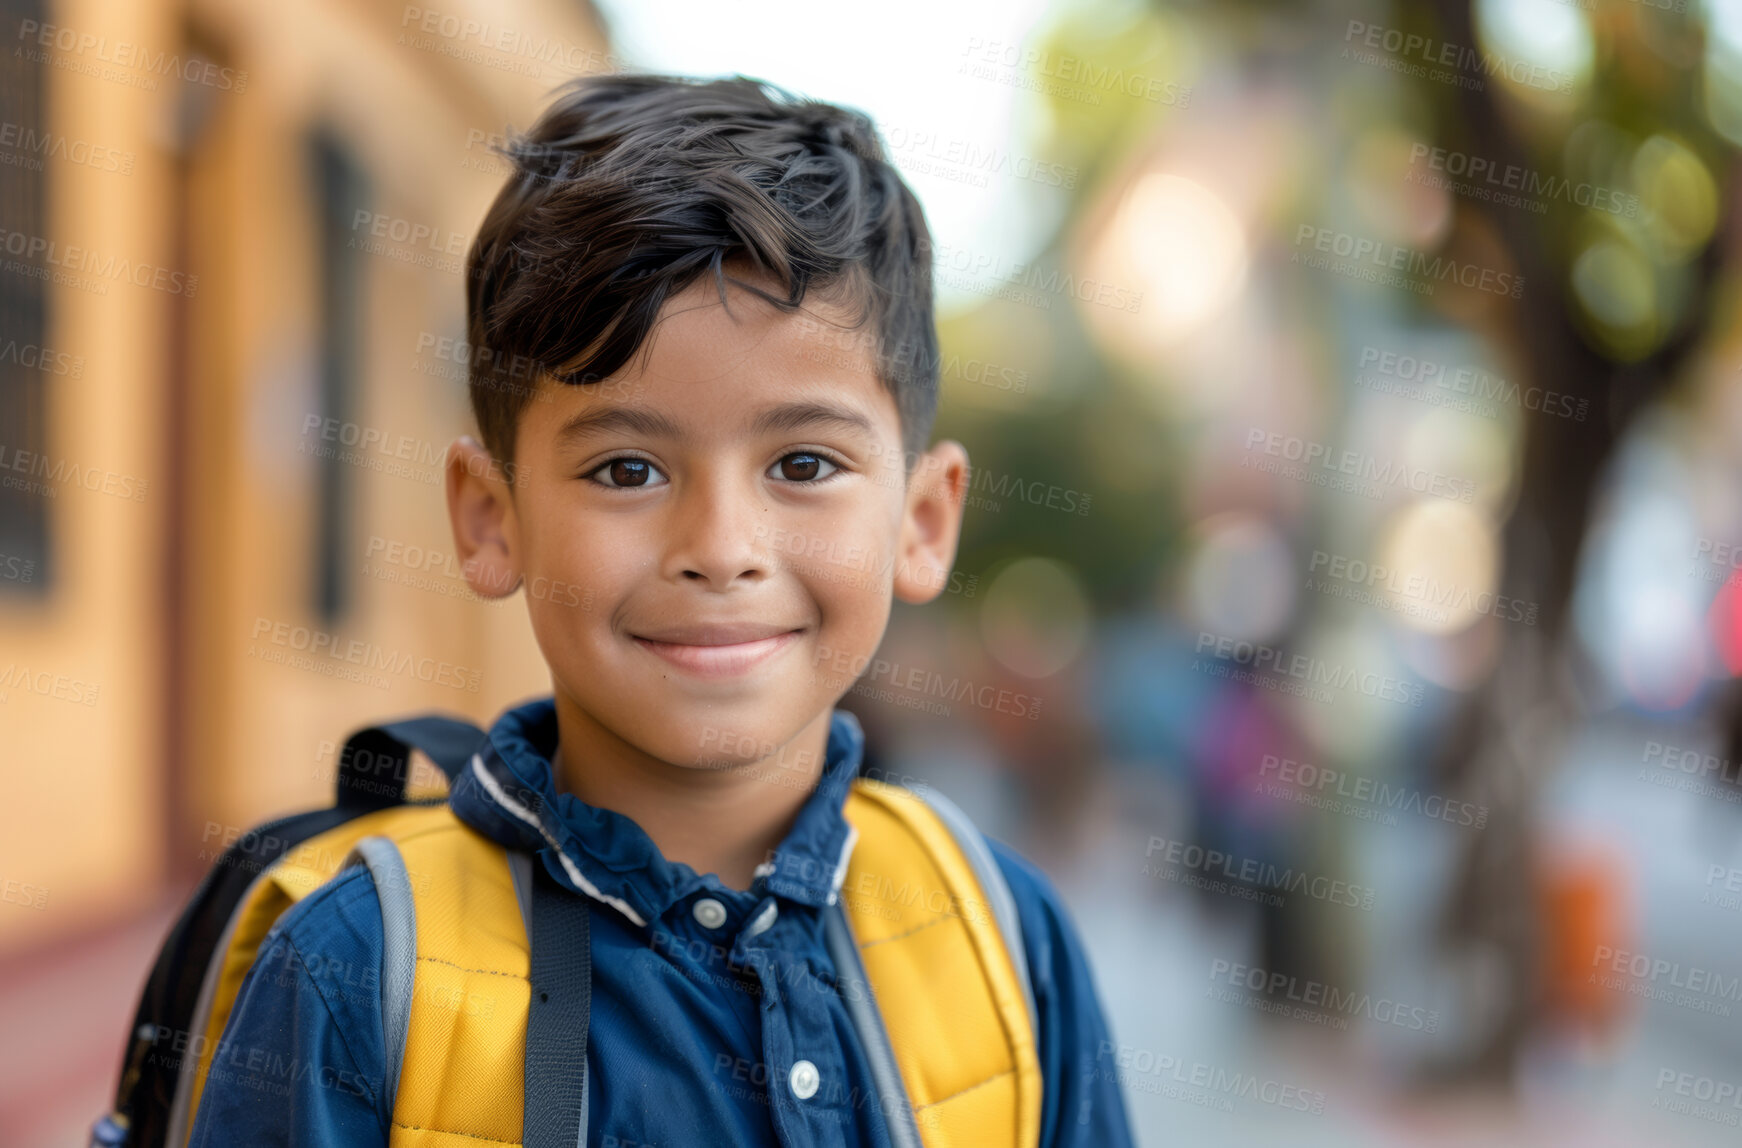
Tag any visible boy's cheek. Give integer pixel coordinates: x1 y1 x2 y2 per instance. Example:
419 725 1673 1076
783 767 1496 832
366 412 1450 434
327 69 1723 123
524 574 590 610
802 606 895 693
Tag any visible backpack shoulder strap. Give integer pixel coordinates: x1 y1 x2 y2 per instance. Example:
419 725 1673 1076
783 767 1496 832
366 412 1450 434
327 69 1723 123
333 714 487 811
522 855 591 1148
371 828 589 1148
841 778 1042 1148
905 785 1037 1034
822 902 925 1148
337 836 420 1120
345 832 576 1147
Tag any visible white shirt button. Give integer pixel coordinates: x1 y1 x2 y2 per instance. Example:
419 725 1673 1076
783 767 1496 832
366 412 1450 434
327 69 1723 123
692 897 728 929
789 1059 820 1100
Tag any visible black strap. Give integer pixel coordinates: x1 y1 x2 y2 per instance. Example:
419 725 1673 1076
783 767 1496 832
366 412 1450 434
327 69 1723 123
334 714 486 810
525 855 591 1148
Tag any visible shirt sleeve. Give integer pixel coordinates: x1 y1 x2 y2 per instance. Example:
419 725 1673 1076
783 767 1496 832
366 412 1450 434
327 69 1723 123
989 838 1136 1148
187 868 392 1148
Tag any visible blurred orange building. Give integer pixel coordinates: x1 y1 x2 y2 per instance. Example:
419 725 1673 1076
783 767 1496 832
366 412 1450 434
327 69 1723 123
0 1 609 1140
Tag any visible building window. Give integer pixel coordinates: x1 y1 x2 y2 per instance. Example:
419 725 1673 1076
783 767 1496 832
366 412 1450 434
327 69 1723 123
0 0 50 594
306 130 370 624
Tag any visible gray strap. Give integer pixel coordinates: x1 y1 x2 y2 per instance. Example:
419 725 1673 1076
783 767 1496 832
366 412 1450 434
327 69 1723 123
507 848 535 941
509 848 592 1148
342 836 418 1119
823 903 924 1148
524 857 591 1148
910 785 1037 1036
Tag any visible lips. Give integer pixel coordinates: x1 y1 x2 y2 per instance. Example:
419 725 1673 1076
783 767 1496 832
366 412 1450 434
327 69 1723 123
630 622 805 677
632 621 799 646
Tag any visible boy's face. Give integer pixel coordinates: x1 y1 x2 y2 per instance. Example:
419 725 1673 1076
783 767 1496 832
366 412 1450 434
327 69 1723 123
447 271 969 771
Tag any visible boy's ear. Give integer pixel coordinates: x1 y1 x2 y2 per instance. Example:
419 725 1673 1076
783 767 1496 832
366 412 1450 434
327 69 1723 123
446 436 522 599
893 439 970 605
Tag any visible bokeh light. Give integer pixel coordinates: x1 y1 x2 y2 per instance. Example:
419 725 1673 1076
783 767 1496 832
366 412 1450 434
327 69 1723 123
1078 171 1248 358
1375 500 1500 636
1633 133 1718 263
1572 233 1658 358
1474 0 1594 107
979 557 1093 679
1181 512 1296 643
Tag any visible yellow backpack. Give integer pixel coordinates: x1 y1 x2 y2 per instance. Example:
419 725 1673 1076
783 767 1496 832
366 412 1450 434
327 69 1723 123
108 716 1041 1148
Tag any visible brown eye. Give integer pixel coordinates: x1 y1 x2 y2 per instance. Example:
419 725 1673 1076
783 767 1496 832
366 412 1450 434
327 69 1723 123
590 457 666 489
773 453 838 482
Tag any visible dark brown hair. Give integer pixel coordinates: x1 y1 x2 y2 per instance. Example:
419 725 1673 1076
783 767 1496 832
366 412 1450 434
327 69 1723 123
464 73 940 469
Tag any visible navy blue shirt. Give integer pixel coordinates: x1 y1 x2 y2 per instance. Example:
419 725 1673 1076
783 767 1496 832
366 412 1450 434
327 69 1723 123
188 698 1133 1146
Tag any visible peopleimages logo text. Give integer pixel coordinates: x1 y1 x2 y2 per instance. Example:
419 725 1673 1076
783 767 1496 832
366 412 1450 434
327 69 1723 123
1308 550 1539 625
1243 428 1477 502
1356 346 1587 422
249 617 481 692
1143 836 1376 909
1194 631 1424 707
1259 754 1488 828
16 20 250 90
1407 144 1639 217
1208 959 1440 1031
1341 19 1574 93
0 226 197 296
1293 224 1523 299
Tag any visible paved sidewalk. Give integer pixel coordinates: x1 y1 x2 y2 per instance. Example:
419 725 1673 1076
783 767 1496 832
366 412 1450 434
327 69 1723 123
0 900 182 1148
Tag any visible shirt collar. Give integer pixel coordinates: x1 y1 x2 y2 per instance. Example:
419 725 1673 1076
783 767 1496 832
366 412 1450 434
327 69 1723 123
447 696 866 929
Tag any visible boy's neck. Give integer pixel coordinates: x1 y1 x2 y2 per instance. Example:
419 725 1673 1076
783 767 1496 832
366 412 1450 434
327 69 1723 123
547 697 835 892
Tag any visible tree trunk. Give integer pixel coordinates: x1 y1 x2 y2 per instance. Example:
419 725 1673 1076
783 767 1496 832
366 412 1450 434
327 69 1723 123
1419 0 1725 1086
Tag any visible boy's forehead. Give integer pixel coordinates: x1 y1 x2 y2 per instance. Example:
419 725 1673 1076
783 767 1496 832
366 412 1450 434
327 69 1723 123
527 274 898 438
650 270 872 377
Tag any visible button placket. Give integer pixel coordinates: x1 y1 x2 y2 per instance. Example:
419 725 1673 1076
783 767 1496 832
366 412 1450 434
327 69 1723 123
744 921 804 1144
740 903 849 1147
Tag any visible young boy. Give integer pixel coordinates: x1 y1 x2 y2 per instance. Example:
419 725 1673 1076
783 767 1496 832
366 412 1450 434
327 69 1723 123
189 73 1133 1147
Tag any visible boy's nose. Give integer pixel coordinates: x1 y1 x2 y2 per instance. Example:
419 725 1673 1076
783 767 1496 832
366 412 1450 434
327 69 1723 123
664 480 772 589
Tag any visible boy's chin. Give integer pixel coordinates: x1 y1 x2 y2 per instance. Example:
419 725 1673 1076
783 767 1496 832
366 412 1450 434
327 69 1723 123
673 711 835 772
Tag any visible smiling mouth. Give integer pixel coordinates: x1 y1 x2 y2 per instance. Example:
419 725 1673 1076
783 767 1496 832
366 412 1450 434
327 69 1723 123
630 627 805 677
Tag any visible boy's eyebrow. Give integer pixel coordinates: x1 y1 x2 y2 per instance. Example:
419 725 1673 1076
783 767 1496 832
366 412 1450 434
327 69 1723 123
748 400 877 438
555 400 876 446
555 406 684 446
